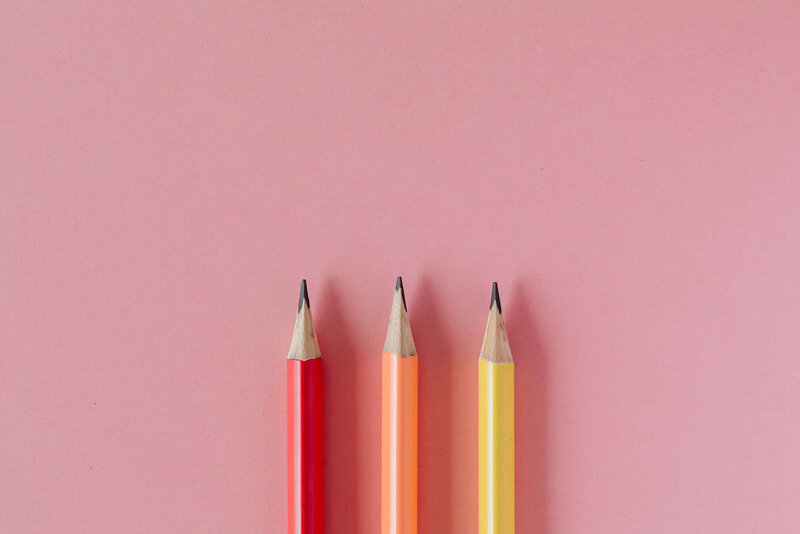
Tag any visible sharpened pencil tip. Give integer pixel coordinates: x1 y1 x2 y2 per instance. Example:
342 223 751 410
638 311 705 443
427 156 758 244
298 279 310 313
384 276 416 356
396 276 407 311
491 282 501 314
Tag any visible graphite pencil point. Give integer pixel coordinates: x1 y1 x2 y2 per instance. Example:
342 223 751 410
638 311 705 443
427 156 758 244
396 276 407 311
491 281 502 314
298 279 310 313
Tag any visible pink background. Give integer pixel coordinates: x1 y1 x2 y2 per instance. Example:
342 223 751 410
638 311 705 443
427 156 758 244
2 2 799 533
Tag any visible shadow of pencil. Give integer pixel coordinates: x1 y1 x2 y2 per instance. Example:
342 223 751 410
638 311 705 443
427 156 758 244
413 276 454 533
316 280 358 533
505 281 548 534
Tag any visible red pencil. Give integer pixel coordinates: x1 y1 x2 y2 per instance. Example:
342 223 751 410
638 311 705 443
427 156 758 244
287 280 323 534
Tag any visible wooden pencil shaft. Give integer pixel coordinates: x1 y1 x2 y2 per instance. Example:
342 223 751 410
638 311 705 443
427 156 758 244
382 352 418 534
287 281 323 534
382 278 418 534
479 360 515 534
287 358 323 534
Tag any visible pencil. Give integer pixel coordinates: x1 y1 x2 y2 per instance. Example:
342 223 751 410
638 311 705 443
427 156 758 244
478 282 515 534
382 276 418 534
287 280 323 534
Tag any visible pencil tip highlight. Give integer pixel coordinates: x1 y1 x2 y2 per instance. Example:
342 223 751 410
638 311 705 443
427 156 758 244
491 282 502 314
396 276 407 311
298 279 310 313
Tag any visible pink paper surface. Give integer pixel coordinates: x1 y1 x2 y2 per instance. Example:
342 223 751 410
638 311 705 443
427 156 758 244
2 2 799 533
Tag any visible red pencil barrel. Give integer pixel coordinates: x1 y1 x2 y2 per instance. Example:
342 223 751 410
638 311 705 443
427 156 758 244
287 358 323 534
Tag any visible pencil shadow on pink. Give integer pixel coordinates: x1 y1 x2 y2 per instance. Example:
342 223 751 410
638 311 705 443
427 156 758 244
506 281 548 534
317 281 358 533
413 276 454 534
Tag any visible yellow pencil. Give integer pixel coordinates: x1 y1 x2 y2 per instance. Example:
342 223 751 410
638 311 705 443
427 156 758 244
478 282 515 534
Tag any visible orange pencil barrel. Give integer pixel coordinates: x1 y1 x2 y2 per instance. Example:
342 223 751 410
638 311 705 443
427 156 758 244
381 352 418 534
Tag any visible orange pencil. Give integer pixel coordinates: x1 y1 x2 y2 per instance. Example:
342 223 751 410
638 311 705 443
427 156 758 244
381 277 418 534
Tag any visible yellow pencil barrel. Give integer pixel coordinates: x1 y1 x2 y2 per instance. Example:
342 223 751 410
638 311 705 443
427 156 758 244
479 359 515 534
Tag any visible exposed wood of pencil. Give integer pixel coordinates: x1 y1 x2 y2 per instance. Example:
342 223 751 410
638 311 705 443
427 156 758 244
288 280 322 360
383 277 417 357
479 282 513 363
